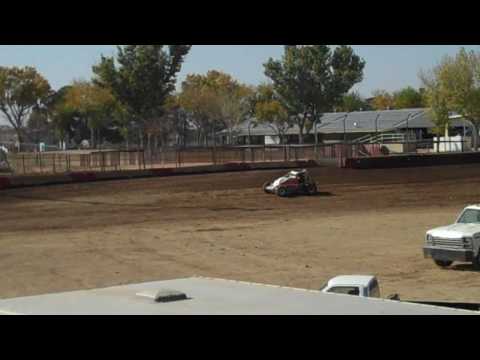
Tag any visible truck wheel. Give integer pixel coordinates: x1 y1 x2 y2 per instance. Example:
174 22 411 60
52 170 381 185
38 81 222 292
277 187 289 198
472 254 480 271
434 259 453 268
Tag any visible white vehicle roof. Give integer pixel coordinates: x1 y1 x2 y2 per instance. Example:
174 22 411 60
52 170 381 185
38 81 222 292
1 277 472 315
464 205 480 211
326 275 376 288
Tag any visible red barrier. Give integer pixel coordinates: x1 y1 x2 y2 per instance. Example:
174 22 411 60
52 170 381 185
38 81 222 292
223 163 251 171
69 172 98 182
0 161 324 191
0 177 11 190
150 168 176 176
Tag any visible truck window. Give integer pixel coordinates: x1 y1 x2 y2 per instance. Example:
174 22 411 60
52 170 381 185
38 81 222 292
328 286 360 296
457 209 480 224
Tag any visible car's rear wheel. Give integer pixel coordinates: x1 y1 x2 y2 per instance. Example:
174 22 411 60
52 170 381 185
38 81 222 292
434 259 453 268
263 182 272 194
307 184 318 195
277 187 289 198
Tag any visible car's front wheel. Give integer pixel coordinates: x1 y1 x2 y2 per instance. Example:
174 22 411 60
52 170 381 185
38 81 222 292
277 187 289 198
263 182 272 194
434 259 453 268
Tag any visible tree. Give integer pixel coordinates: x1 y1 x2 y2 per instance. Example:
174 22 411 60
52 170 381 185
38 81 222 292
254 84 292 144
47 85 84 149
92 45 192 150
0 66 52 147
371 89 394 110
420 47 480 150
62 81 120 149
338 91 370 112
393 86 425 109
27 107 52 145
220 83 255 145
179 74 221 146
264 45 365 144
178 70 253 146
163 95 190 147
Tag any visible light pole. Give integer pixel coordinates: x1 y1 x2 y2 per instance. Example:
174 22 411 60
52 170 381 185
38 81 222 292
247 120 257 146
405 113 412 152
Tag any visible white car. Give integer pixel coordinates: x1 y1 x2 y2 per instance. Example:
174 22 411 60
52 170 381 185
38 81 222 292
424 205 480 269
320 275 381 298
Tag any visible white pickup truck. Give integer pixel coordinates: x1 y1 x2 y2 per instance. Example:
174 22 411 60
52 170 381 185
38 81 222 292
320 275 381 298
424 205 480 269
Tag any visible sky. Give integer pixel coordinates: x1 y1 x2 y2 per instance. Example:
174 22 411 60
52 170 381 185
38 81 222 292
1 45 480 125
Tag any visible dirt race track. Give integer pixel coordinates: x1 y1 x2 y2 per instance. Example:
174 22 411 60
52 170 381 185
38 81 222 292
2 164 480 303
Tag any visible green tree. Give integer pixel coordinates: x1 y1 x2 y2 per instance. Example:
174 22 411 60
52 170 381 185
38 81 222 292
338 91 370 112
163 95 190 147
254 84 292 144
219 83 255 145
47 86 82 148
62 81 120 148
179 70 253 146
264 45 365 144
179 74 222 146
393 86 425 109
92 45 191 151
420 47 480 150
371 89 394 110
0 66 52 146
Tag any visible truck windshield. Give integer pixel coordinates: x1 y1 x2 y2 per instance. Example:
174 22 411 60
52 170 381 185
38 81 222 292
457 209 480 224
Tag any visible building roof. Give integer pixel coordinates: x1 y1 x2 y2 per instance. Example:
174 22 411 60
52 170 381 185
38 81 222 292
0 277 475 315
228 109 469 137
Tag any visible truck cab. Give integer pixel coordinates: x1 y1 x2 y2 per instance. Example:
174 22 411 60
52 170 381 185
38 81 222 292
320 275 381 298
424 205 480 269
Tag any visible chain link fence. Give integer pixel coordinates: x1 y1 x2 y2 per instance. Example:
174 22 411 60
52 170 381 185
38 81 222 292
7 145 344 175
5 139 475 176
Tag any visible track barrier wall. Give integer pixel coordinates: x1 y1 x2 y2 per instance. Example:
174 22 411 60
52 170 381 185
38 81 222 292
0 161 319 190
344 152 480 169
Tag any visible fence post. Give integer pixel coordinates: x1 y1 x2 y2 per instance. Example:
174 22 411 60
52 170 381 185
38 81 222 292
53 154 56 173
22 154 26 174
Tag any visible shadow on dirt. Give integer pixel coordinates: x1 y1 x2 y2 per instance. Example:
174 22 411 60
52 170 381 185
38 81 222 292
274 191 335 199
312 191 335 197
450 263 480 273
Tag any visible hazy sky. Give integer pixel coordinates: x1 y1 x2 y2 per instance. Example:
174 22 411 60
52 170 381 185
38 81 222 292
1 45 479 125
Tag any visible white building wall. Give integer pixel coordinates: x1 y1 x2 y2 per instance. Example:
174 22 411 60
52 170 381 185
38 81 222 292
433 135 467 152
265 136 280 145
